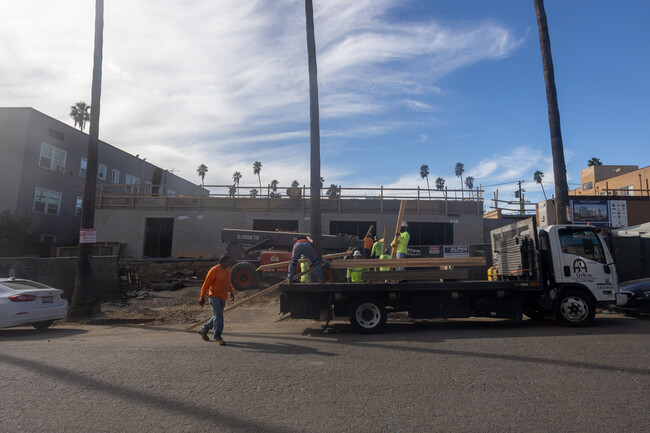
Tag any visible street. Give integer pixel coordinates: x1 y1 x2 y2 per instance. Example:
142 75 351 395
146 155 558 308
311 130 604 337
1 310 649 433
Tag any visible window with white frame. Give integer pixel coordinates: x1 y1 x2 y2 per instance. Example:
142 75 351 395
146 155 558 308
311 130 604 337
125 174 140 193
39 143 67 173
75 197 83 217
620 185 634 196
98 164 107 180
33 187 62 216
80 158 87 178
112 169 120 184
145 181 153 194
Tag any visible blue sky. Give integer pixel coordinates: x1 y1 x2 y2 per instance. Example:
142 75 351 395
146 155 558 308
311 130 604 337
1 0 648 208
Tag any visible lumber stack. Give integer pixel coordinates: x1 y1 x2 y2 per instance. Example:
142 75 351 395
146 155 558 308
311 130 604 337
329 257 486 269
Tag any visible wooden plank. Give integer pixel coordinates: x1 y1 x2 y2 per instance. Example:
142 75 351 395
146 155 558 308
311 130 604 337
329 257 486 269
255 251 352 271
362 269 471 281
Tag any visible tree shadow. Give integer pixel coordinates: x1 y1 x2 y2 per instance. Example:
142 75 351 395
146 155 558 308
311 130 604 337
0 352 299 433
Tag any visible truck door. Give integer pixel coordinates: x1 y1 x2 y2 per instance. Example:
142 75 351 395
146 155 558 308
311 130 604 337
550 226 616 302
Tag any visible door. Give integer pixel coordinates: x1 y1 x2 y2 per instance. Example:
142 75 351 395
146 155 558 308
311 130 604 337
143 218 173 258
551 226 616 302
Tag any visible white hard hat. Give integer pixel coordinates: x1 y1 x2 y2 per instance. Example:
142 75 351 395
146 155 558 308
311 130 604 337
353 250 362 257
401 221 408 227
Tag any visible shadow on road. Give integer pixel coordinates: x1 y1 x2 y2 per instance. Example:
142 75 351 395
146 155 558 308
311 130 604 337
0 352 299 433
0 326 88 341
226 340 338 357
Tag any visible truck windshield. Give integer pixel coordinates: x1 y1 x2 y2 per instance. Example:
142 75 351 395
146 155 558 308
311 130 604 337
558 228 606 264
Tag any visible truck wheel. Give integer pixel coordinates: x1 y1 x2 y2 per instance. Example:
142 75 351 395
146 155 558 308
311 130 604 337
231 262 259 290
349 298 387 334
32 320 54 331
556 289 595 327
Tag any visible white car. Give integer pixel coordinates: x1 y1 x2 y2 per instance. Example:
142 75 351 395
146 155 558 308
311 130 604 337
0 278 68 330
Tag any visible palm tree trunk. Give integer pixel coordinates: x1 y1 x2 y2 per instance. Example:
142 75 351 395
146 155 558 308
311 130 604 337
534 0 570 224
258 174 262 192
69 0 103 319
426 177 431 199
305 0 322 263
540 182 547 201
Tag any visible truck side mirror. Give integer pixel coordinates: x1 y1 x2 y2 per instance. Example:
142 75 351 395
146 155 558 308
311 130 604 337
604 264 611 274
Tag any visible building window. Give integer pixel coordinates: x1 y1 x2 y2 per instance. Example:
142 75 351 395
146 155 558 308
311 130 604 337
145 181 153 194
620 185 634 196
112 169 120 184
167 189 177 197
80 158 87 178
39 143 67 173
98 164 107 180
125 174 140 193
33 187 62 216
75 197 83 217
582 181 593 191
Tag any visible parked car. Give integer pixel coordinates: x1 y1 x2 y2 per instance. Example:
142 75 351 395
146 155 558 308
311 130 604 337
0 278 68 330
616 278 650 316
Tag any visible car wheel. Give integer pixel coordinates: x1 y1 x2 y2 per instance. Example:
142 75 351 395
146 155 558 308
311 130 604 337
556 289 595 327
32 320 54 331
349 298 387 334
231 262 259 290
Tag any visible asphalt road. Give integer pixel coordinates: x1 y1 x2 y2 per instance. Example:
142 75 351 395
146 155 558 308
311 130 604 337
1 311 648 433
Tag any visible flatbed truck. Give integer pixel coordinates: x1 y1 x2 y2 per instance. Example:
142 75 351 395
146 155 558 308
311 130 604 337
280 218 618 333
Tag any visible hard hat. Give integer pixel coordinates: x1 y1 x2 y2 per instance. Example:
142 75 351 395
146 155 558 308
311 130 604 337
353 250 362 257
401 221 408 227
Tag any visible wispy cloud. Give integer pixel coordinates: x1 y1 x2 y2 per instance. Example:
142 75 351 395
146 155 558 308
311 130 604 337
0 0 523 187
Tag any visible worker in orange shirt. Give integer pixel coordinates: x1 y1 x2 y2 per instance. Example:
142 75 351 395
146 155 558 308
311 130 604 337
363 232 374 259
198 255 235 345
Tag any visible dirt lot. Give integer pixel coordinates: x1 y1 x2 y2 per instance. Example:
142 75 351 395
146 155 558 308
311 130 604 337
100 261 282 326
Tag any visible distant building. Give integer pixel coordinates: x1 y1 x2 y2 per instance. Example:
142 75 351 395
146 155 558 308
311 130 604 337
0 107 204 253
570 164 650 197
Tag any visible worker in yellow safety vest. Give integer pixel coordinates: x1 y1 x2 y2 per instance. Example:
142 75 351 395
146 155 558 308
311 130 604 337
346 250 367 283
391 221 410 271
379 248 391 272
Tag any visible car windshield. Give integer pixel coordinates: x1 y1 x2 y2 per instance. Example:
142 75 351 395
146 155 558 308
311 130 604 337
558 228 606 264
2 280 53 291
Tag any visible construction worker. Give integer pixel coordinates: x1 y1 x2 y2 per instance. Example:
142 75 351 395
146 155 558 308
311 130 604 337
363 232 373 259
347 250 367 283
391 221 410 271
371 237 384 259
379 248 391 272
198 254 235 346
300 254 310 283
287 236 326 283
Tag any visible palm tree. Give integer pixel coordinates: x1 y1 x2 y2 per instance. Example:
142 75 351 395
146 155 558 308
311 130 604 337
270 179 280 198
435 177 445 190
305 0 323 262
232 171 242 197
291 180 300 188
196 164 208 187
69 0 104 320
454 162 465 197
533 170 548 200
249 188 259 198
420 164 431 199
253 161 262 190
587 157 602 167
69 101 90 132
534 0 570 223
326 184 341 199
464 176 475 191
228 185 236 197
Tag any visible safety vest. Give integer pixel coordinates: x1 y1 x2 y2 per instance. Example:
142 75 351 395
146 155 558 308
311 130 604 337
347 266 366 283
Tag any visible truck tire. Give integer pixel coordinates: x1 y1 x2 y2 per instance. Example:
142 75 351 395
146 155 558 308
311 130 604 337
556 289 595 327
349 297 387 334
231 262 259 290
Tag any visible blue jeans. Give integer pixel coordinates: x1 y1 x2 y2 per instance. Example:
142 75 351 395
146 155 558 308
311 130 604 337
288 242 326 281
201 297 225 340
396 252 406 271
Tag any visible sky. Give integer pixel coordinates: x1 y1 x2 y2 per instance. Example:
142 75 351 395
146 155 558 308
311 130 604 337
1 0 648 210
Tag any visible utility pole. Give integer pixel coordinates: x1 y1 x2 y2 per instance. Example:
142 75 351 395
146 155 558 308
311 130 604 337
516 180 526 215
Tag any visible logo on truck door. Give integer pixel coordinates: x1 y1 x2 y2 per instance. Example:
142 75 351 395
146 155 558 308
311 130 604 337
573 259 587 273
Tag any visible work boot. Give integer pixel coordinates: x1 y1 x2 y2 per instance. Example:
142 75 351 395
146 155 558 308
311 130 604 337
286 277 293 285
216 338 226 346
198 330 209 341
